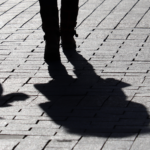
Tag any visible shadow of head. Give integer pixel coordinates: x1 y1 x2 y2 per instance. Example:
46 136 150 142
35 50 150 138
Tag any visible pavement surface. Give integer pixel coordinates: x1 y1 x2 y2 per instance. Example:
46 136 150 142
0 0 150 149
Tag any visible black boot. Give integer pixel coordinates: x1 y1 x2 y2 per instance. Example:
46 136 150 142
39 1 60 62
44 31 60 63
60 1 79 50
61 17 78 50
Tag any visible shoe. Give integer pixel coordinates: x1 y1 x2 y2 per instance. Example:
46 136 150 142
61 30 78 50
44 41 60 63
43 29 60 63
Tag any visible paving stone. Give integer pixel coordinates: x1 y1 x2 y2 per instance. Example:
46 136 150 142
1 128 57 136
0 144 18 150
18 108 43 116
0 134 24 139
51 135 81 141
102 141 133 150
11 119 37 124
46 140 77 149
28 77 53 84
15 138 48 150
37 121 60 128
0 139 21 146
44 148 70 150
130 138 150 150
74 143 105 150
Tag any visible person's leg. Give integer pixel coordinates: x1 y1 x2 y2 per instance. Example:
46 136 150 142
39 0 60 62
61 0 79 49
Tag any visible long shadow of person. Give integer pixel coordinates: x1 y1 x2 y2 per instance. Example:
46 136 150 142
0 84 29 107
34 49 150 138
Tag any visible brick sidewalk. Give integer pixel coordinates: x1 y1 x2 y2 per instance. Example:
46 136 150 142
0 0 150 149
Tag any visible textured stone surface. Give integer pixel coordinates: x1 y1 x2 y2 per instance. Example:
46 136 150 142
0 0 150 149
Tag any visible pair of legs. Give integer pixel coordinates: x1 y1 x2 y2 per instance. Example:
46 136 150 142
39 0 79 62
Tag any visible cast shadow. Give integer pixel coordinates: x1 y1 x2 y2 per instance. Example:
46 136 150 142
0 84 29 107
34 48 150 138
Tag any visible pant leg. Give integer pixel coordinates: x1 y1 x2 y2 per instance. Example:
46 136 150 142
61 0 79 30
60 0 79 49
61 0 79 10
39 0 59 35
61 0 79 35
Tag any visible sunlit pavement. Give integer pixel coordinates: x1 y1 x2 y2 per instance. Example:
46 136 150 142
0 0 150 149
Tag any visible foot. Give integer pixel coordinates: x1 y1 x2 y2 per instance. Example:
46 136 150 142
61 30 78 50
44 42 60 63
61 37 76 50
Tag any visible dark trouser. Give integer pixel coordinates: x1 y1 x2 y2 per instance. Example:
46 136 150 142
39 0 79 38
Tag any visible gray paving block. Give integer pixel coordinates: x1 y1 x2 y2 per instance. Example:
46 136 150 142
15 138 48 150
51 135 81 141
102 141 133 150
0 134 24 139
0 144 17 150
37 121 60 128
74 143 104 150
45 148 70 150
0 139 21 145
5 124 31 131
10 119 38 124
46 140 77 148
18 108 43 116
1 128 57 136
130 138 150 150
